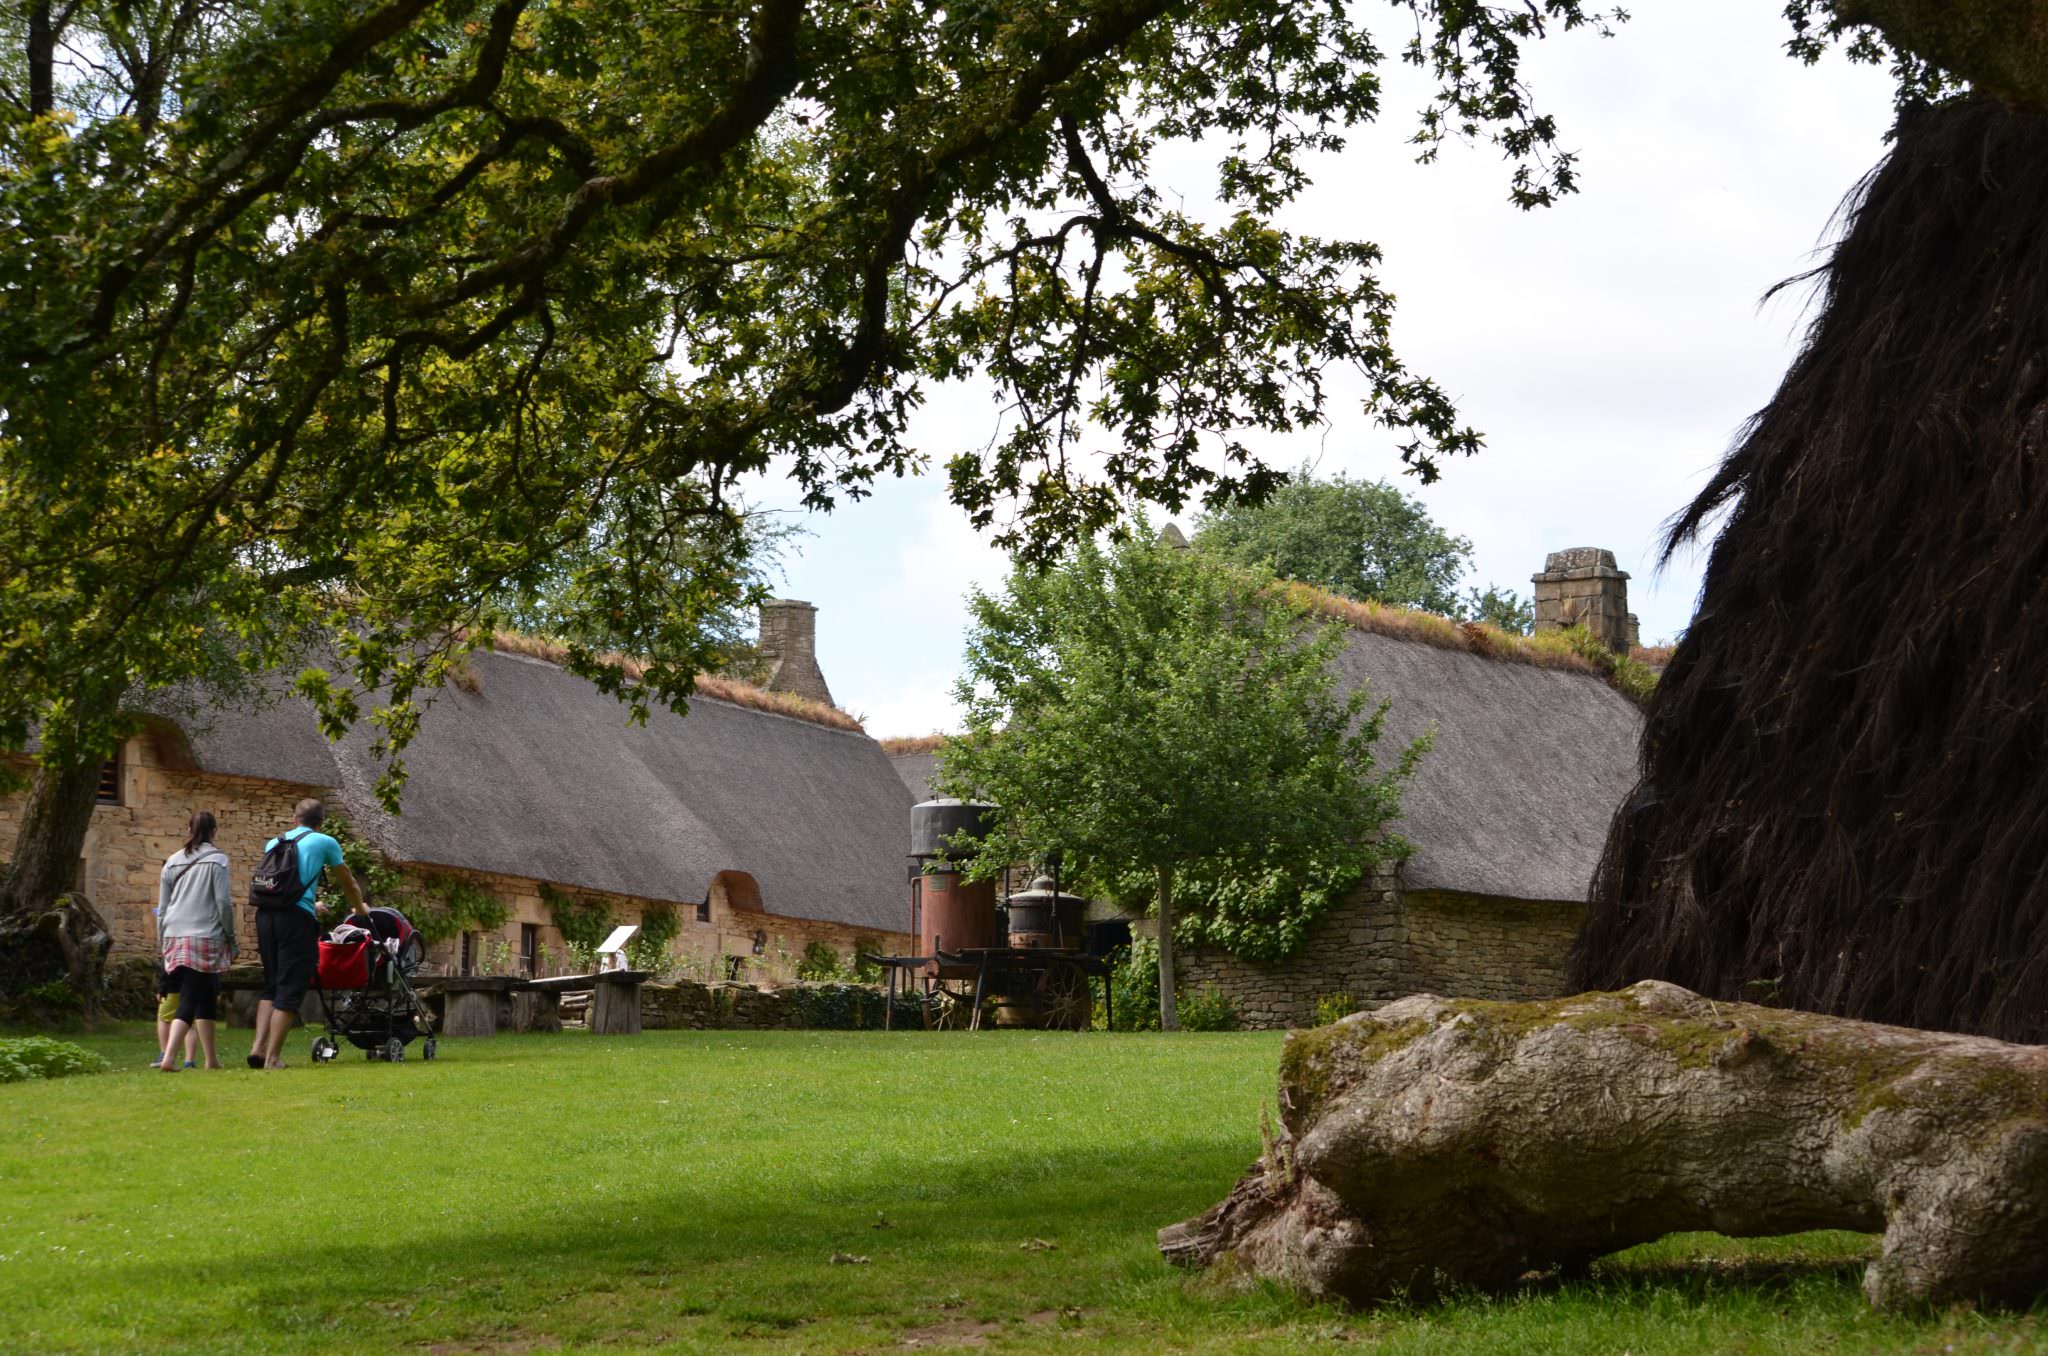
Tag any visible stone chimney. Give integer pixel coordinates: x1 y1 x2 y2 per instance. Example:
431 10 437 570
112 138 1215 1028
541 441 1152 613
757 599 835 707
1532 548 1632 654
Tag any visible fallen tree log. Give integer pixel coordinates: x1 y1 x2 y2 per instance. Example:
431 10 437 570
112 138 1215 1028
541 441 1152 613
1160 981 2048 1310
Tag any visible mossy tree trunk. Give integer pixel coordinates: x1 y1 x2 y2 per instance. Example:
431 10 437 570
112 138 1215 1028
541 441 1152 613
0 756 115 1015
1162 982 2048 1311
1 755 103 918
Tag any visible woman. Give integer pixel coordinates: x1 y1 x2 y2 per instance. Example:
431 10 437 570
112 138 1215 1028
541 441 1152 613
157 811 235 1071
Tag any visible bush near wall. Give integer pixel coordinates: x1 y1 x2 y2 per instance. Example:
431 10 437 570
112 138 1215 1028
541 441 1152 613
635 979 927 1031
785 982 926 1030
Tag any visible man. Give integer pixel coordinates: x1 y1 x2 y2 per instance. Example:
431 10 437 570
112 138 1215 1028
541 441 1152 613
249 798 366 1069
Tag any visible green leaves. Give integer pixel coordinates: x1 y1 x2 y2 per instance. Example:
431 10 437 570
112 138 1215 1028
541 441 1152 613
3 0 1593 803
941 531 1425 962
1193 468 1477 615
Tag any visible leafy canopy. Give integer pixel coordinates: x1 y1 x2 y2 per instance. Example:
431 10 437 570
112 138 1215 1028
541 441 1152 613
1192 468 1533 631
1193 469 1474 615
0 0 1621 799
939 532 1425 966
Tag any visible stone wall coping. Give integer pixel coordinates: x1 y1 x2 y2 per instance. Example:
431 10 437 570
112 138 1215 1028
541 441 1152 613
1531 563 1629 583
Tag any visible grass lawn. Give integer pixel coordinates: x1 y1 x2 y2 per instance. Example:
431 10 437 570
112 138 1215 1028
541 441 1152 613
3 1023 2044 1354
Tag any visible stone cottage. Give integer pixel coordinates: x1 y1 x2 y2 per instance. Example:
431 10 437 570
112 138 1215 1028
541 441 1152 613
0 601 916 978
890 550 1647 1030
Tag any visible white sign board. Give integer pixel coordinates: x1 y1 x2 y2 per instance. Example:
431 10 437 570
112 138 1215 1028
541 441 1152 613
596 924 639 971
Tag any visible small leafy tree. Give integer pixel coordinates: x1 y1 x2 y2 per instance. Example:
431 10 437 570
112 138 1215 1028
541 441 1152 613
1193 471 1475 615
1194 470 1530 627
1458 584 1536 635
942 533 1424 1031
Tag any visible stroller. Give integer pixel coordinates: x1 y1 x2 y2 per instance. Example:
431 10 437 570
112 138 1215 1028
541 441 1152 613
311 906 437 1064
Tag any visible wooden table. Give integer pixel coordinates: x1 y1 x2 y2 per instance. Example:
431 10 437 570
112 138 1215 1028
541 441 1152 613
412 975 522 1037
526 970 653 1035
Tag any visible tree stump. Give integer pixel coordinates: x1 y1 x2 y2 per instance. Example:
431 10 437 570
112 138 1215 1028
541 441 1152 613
1160 981 2048 1311
589 975 643 1036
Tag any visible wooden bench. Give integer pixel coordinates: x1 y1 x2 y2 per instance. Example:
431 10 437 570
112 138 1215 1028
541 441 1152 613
410 975 523 1037
525 970 653 1036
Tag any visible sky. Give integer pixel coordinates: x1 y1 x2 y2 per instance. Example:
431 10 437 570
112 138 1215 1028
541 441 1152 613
755 0 1902 739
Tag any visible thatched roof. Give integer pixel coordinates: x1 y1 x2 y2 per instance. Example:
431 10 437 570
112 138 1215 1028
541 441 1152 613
183 650 913 933
879 619 1640 905
1330 628 1640 903
888 749 943 800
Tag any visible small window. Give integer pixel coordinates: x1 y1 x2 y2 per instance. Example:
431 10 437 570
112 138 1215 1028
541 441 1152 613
696 895 710 924
519 923 539 977
459 932 475 977
95 755 121 805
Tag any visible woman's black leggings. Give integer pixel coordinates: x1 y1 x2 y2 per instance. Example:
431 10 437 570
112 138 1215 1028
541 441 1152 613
171 967 220 1023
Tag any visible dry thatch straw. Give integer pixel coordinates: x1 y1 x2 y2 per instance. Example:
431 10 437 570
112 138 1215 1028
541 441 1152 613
877 734 947 756
1284 584 1656 706
485 630 865 733
1572 99 2048 1043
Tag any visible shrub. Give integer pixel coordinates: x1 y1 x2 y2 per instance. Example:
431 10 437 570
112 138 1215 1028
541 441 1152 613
1178 985 1241 1032
627 905 680 971
1314 991 1360 1026
847 935 885 983
0 1036 110 1084
1100 939 1160 1031
1097 940 1241 1031
785 982 924 1030
0 977 87 1029
795 941 841 981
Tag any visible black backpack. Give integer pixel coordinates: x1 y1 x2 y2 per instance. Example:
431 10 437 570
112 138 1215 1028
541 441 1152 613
250 828 310 911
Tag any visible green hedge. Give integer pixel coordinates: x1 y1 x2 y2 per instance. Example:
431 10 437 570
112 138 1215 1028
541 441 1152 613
785 983 926 1031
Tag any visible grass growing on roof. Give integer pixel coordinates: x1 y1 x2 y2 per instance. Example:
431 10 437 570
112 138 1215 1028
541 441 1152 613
1 1024 2040 1354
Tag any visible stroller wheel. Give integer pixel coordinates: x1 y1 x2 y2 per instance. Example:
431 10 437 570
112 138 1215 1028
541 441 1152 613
311 1036 339 1064
422 1038 437 1062
382 1037 406 1063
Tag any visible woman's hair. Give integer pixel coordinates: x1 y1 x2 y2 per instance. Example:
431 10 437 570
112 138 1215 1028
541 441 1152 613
183 810 217 855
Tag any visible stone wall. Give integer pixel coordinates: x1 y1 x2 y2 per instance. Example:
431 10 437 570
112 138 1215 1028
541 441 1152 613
641 981 797 1030
405 862 913 984
0 738 330 959
1175 864 1404 1031
1176 869 1582 1030
1400 890 1581 1003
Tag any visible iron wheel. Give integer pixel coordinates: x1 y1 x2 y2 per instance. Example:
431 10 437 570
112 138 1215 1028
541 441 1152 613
1039 961 1092 1032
